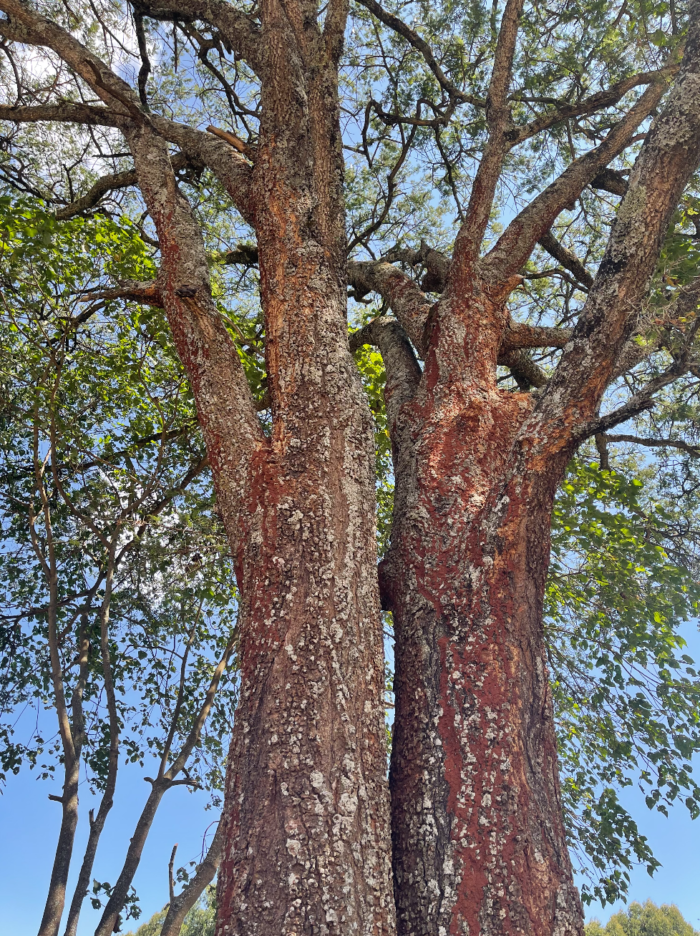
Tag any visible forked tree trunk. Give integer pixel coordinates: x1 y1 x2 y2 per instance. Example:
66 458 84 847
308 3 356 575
383 380 581 935
18 0 693 932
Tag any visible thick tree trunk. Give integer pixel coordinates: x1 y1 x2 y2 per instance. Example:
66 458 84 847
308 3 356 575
215 64 395 934
382 338 583 935
216 440 394 935
124 3 396 928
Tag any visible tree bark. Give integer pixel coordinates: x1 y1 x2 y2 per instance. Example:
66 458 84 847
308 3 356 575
380 10 700 931
382 375 582 935
213 6 395 932
119 2 396 932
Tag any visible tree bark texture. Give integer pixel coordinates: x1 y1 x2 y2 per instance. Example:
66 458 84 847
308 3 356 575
126 3 396 934
377 14 700 932
382 363 581 935
3 1 700 934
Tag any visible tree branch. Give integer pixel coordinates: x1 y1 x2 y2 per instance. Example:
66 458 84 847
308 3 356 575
605 433 700 455
498 348 548 389
449 0 525 277
54 152 189 219
350 316 421 426
480 78 669 284
537 231 594 290
535 8 700 450
508 62 680 147
353 0 484 109
130 0 263 73
348 260 432 356
501 322 573 352
160 824 222 936
93 632 235 936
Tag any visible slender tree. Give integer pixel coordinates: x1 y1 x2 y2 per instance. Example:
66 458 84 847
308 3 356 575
2 0 700 934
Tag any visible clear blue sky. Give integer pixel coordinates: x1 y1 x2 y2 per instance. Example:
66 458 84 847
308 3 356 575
3 625 700 935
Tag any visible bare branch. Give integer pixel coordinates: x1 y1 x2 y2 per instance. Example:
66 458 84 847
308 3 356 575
501 322 573 352
498 348 548 389
350 316 421 425
130 0 263 73
537 231 594 290
480 78 669 284
605 433 700 455
0 102 124 128
133 6 152 111
54 153 189 219
78 280 163 306
354 0 484 109
159 824 222 936
168 844 178 906
93 632 235 936
449 0 525 277
508 63 680 147
591 167 629 197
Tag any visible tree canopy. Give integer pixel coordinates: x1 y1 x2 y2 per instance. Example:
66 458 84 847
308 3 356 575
586 900 700 936
2 0 700 932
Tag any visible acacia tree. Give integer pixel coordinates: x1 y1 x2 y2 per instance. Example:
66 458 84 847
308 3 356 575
2 0 700 934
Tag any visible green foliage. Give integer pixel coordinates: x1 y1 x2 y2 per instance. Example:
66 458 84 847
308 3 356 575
0 198 238 802
586 900 699 936
124 887 216 936
548 461 700 904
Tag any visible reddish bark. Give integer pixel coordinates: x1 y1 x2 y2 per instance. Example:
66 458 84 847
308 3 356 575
383 371 581 935
375 18 700 931
3 1 700 934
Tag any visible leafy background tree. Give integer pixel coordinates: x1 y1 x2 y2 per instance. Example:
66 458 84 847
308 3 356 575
586 900 700 936
0 197 238 935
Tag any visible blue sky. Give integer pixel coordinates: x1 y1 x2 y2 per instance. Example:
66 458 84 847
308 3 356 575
3 626 700 935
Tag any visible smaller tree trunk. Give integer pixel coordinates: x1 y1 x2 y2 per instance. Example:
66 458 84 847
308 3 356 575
384 377 583 936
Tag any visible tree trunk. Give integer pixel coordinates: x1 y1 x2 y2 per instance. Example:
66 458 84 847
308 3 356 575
124 3 397 932
214 27 395 927
382 327 583 935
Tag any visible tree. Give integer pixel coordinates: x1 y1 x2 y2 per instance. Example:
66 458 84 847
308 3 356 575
125 887 216 936
1 0 700 933
0 199 237 936
585 900 700 936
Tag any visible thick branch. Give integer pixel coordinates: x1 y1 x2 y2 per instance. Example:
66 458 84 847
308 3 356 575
132 0 262 72
78 280 164 306
537 231 594 290
348 260 432 356
591 167 629 197
0 102 123 128
125 124 264 554
350 316 421 426
498 348 548 389
449 0 525 277
508 63 679 146
536 10 700 446
501 322 573 352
